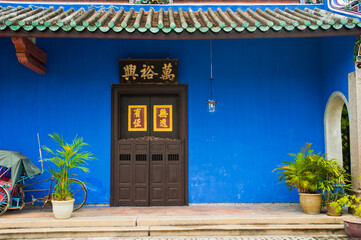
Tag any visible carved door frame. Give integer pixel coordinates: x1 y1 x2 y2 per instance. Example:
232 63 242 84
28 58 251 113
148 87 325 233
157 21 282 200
110 84 188 206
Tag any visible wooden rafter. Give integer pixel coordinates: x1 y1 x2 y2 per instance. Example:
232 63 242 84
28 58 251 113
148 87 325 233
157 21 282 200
11 37 47 74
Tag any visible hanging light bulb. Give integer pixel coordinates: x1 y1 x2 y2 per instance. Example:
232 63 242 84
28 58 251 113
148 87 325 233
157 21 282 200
207 40 217 113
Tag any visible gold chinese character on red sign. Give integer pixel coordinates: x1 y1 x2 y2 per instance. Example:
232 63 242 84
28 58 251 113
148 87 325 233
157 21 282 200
153 105 172 132
128 105 147 131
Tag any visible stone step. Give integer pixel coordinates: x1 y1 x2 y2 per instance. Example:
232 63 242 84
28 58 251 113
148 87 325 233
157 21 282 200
0 215 344 229
149 224 345 236
0 224 345 239
136 216 344 226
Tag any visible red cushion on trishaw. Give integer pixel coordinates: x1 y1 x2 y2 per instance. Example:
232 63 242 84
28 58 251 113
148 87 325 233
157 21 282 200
0 177 11 185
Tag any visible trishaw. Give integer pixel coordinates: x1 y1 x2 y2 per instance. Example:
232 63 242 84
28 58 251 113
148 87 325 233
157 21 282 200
0 150 87 216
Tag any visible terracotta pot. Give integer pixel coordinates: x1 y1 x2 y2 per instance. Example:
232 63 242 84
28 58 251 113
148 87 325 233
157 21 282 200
52 198 75 219
344 218 361 239
299 193 322 214
326 202 342 216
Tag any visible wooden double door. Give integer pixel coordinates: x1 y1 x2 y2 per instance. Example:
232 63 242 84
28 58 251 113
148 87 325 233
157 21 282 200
111 85 188 206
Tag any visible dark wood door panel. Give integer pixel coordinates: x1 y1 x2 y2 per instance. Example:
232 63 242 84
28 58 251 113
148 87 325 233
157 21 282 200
150 141 166 205
111 85 188 207
116 140 149 206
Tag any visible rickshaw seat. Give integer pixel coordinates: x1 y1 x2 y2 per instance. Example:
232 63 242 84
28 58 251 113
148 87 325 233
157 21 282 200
0 177 11 185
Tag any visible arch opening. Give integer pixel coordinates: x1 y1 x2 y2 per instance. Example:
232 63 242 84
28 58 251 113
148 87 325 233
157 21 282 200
324 91 350 168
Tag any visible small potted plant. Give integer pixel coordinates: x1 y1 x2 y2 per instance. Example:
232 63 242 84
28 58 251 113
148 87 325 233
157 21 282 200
331 192 361 238
43 133 95 219
320 163 351 216
273 143 343 214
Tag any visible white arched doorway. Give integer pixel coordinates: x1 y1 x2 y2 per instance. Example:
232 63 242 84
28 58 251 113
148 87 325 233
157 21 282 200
324 91 350 166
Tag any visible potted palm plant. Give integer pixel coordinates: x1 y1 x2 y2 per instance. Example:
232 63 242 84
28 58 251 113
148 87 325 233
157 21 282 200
273 143 342 214
43 133 95 219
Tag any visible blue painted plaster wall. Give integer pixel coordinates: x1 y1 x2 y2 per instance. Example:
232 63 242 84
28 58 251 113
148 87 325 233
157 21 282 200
0 36 330 204
321 36 356 105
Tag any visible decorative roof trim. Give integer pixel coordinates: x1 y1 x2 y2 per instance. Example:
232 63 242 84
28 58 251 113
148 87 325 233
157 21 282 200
0 5 360 39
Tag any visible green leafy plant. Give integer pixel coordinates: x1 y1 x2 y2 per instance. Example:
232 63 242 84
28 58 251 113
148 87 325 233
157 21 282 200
320 161 351 203
43 133 95 201
273 143 342 194
331 176 361 217
331 194 361 218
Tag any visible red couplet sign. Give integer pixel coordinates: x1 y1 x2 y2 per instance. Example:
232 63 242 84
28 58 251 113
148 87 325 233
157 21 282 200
128 105 147 131
153 105 173 132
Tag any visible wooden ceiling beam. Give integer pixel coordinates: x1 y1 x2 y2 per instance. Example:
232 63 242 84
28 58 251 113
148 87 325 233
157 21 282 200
11 37 47 74
2 27 361 40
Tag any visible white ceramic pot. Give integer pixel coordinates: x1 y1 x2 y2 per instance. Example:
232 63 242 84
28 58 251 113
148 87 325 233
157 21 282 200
52 199 75 219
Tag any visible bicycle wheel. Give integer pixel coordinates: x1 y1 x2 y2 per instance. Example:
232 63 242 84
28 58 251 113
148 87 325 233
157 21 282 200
68 178 87 211
0 186 10 216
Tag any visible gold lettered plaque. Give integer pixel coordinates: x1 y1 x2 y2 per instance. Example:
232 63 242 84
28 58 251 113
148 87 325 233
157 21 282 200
128 105 147 131
153 105 173 132
119 59 178 84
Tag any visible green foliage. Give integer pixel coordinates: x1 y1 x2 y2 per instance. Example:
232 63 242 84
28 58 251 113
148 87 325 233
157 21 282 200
331 194 361 218
273 143 344 194
320 162 351 203
43 133 96 201
341 105 351 176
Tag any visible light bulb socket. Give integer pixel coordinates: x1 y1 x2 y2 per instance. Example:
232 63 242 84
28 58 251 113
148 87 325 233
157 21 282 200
207 100 218 105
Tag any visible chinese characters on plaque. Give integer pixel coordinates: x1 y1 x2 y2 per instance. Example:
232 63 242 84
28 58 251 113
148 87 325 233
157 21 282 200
153 105 173 132
128 105 147 131
119 59 178 84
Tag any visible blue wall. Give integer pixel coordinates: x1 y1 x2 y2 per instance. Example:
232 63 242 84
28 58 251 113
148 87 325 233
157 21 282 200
0 36 337 204
321 36 356 104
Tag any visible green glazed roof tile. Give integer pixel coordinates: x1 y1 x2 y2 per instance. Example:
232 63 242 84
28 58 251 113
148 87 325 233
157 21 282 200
10 25 20 31
246 26 257 32
49 26 59 31
272 26 282 31
186 27 196 33
138 27 147 33
36 25 46 31
321 25 331 30
113 27 123 32
211 27 221 33
62 26 72 31
297 25 307 30
99 26 110 32
259 26 270 32
199 27 208 33
87 26 97 32
309 25 319 30
75 26 85 31
223 27 233 32
23 25 33 31
235 27 245 32
125 27 135 33
150 27 160 33
0 5 359 36
284 26 295 31
162 28 171 33
174 28 184 33
346 24 356 29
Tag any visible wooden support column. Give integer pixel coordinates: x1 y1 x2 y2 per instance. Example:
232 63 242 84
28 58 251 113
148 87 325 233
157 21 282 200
11 37 47 74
